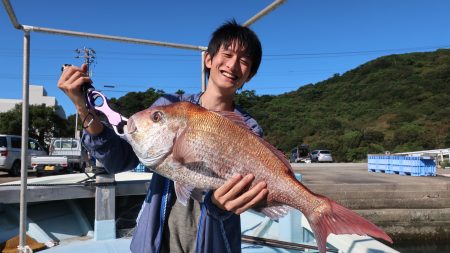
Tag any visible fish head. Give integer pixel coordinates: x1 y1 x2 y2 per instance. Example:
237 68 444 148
125 105 187 167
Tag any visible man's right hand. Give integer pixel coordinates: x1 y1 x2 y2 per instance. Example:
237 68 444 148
57 63 92 113
57 63 103 135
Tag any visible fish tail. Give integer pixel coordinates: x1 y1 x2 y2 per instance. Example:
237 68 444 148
305 196 393 253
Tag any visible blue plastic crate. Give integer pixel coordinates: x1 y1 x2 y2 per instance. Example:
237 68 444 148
367 155 436 176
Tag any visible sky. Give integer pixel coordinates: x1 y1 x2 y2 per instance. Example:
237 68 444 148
1 0 449 116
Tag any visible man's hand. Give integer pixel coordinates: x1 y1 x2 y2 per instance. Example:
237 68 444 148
57 63 92 111
57 63 103 135
211 174 268 215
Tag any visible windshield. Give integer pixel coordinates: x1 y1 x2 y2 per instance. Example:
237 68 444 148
298 148 309 157
53 140 78 149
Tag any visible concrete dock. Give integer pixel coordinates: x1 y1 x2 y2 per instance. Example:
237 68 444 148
292 163 450 243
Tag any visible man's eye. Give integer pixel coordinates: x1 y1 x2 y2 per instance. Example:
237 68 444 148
223 53 232 57
240 58 250 66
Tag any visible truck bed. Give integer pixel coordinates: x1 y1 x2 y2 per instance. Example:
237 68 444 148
31 156 68 166
31 156 69 176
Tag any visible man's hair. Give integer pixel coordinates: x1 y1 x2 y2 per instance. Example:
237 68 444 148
205 20 262 80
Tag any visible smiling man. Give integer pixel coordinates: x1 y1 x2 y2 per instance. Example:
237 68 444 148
58 19 265 253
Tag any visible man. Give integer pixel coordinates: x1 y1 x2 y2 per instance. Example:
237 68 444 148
58 20 267 253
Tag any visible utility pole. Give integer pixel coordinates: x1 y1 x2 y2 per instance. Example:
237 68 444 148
73 47 96 139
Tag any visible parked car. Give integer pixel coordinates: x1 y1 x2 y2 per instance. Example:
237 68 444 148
310 150 333 163
289 144 311 163
0 134 47 176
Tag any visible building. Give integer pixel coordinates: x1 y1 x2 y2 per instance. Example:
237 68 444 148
0 85 66 118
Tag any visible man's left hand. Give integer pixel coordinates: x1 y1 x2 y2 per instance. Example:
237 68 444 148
211 174 268 215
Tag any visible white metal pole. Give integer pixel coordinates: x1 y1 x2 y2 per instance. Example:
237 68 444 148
74 112 78 139
201 51 206 92
19 29 30 253
243 0 286 27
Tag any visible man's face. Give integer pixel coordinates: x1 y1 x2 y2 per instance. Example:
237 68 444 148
205 41 253 93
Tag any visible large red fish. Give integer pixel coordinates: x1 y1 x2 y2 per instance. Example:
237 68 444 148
124 102 392 253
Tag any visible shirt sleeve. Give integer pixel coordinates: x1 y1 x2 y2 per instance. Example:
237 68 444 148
203 190 234 221
82 126 139 173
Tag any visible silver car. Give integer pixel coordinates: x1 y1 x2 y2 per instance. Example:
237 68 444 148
0 134 47 176
311 150 333 163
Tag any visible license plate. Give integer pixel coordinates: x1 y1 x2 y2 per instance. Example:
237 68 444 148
44 165 55 171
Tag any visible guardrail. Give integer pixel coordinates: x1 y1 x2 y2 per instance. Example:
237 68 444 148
368 155 436 176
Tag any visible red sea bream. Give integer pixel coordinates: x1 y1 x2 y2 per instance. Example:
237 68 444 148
124 102 393 253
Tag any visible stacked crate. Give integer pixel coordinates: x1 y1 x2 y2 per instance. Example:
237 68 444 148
367 155 436 176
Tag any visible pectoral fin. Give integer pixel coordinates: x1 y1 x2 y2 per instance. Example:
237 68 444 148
174 182 205 205
174 182 195 206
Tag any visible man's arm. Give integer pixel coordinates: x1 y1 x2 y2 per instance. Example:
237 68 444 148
58 64 138 173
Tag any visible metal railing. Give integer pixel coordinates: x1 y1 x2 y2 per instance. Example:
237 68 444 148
1 0 287 251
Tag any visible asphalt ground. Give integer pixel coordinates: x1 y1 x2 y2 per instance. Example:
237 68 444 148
290 162 450 186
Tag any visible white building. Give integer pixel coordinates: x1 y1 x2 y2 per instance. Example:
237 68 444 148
0 85 66 118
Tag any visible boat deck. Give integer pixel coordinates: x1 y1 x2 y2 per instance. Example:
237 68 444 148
0 172 151 204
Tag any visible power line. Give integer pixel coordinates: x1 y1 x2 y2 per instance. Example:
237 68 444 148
0 45 448 60
74 47 96 74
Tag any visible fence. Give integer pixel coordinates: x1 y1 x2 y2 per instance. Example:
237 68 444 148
367 155 436 176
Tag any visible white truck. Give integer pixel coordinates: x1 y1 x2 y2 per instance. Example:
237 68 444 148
32 138 88 177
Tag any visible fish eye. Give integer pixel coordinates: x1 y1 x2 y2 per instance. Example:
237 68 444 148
151 111 163 122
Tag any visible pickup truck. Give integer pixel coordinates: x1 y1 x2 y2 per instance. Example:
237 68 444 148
32 138 89 176
31 155 69 177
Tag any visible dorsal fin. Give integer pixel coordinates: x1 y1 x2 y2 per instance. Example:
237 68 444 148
214 110 294 175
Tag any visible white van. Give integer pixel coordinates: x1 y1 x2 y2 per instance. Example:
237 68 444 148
0 134 47 176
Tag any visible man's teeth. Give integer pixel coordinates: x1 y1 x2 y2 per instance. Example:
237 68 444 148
222 71 237 79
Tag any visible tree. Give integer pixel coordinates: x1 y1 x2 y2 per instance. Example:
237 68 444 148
0 104 70 146
109 88 164 117
175 89 185 100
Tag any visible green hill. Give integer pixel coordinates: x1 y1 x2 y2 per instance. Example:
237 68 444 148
237 49 450 161
108 49 450 162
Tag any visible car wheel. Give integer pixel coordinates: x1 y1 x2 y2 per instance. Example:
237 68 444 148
9 160 21 176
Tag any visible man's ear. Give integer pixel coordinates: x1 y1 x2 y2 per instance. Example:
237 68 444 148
204 52 212 69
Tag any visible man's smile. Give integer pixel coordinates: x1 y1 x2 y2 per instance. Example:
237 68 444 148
221 70 238 81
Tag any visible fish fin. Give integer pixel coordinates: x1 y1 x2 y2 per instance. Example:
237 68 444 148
174 182 195 206
305 196 393 253
259 205 293 220
215 111 294 175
